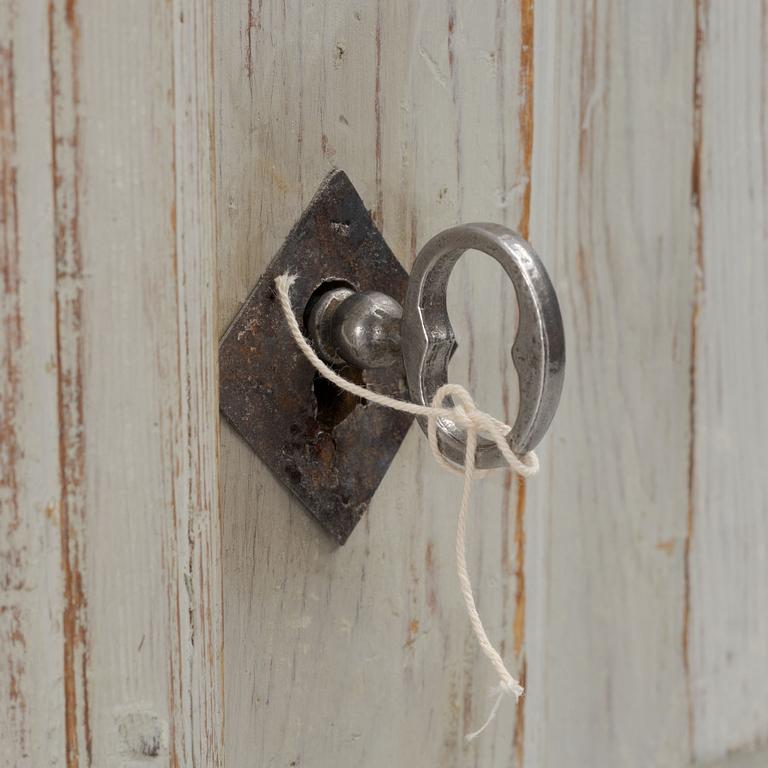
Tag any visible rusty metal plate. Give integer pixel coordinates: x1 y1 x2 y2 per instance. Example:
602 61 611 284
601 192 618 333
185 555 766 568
219 170 413 544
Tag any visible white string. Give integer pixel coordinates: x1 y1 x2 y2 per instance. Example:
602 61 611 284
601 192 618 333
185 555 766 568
275 274 539 741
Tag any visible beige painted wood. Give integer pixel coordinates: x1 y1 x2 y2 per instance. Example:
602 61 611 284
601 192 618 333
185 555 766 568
0 1 222 765
4 1 768 766
700 748 768 768
1 4 66 763
689 1 768 763
529 2 696 766
216 1 535 765
215 0 768 767
215 0 686 766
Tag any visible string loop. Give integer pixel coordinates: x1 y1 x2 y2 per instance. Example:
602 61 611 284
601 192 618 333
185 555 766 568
275 274 538 741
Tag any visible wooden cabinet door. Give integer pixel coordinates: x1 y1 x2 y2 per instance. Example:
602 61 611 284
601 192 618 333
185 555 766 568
2 2 766 767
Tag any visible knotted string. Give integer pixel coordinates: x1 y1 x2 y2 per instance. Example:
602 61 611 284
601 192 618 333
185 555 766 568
275 274 539 741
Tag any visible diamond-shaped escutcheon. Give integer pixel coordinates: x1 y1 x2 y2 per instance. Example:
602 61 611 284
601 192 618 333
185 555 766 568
218 170 414 544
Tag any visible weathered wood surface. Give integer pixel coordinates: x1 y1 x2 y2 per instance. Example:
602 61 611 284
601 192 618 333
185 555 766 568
3 0 768 766
688 2 768 763
0 1 223 766
1 4 66 763
530 2 697 766
216 1 536 765
701 748 768 768
216 0 767 766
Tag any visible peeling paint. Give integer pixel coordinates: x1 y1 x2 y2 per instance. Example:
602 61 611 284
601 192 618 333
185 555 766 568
683 0 707 757
48 1 91 764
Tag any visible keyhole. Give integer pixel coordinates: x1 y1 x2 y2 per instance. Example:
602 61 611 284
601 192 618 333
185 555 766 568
302 279 365 432
446 249 521 425
311 368 364 431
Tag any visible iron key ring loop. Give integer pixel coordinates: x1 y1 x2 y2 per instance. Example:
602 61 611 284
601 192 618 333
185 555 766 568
401 223 565 469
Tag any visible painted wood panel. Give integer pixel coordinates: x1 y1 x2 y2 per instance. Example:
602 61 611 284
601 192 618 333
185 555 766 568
702 747 768 768
216 0 768 766
215 1 535 765
689 1 768 763
529 2 696 766
214 0 708 766
0 1 223 765
3 0 768 766
1 4 66 763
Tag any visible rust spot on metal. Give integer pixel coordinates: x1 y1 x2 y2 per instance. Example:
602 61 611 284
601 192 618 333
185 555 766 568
219 170 413 544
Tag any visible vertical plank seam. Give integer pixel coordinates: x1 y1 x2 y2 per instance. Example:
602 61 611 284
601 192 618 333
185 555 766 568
763 1 768 251
48 1 91 764
517 0 535 245
0 15 27 759
374 0 383 226
167 17 183 760
513 2 534 765
446 3 477 750
684 0 707 759
209 0 225 752
575 0 597 318
447 0 462 213
170 1 224 764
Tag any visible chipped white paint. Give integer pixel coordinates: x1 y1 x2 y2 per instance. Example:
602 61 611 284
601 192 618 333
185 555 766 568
216 1 535 765
1 0 222 766
218 1 768 766
529 3 700 767
3 1 768 766
689 1 768 763
0 3 66 764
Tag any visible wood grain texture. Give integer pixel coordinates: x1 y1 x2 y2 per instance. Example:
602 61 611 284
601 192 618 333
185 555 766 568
1 1 223 765
529 2 696 766
216 1 533 765
76 1 223 763
4 0 768 766
688 1 768 762
217 1 768 766
699 747 768 768
1 3 66 763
